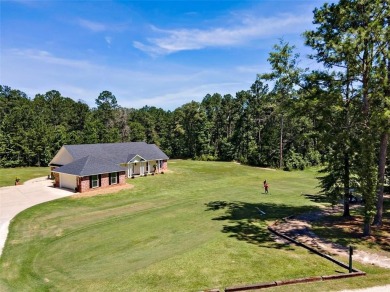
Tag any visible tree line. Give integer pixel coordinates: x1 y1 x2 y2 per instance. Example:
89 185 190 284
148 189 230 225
0 81 319 170
0 0 389 235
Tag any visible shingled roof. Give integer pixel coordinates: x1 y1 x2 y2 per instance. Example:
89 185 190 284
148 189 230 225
52 155 127 176
49 142 169 176
64 142 168 164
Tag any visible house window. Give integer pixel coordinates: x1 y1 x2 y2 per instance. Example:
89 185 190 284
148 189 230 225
91 175 99 188
110 172 118 185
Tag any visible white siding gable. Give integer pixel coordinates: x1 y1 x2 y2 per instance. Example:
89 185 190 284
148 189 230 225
49 146 74 166
128 154 145 163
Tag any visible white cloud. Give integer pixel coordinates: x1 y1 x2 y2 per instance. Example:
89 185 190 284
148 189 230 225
134 13 312 56
236 65 262 74
133 41 166 57
8 48 99 69
78 18 107 32
76 18 129 33
121 82 244 109
0 1 322 110
1 48 256 110
105 36 112 46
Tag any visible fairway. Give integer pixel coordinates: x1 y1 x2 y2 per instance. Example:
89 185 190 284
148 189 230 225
0 161 389 291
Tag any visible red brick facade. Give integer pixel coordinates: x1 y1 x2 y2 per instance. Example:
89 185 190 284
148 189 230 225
50 167 59 187
53 161 166 192
119 172 126 184
153 160 168 174
161 160 168 171
77 171 126 193
78 176 90 193
53 172 60 187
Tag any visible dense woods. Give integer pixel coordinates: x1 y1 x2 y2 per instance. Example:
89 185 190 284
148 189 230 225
0 57 321 171
0 0 389 235
0 39 323 169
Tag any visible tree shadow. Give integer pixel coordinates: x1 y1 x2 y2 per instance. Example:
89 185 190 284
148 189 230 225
205 200 321 250
315 212 390 253
302 193 329 203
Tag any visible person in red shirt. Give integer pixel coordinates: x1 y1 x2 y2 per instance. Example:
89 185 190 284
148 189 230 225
263 180 269 194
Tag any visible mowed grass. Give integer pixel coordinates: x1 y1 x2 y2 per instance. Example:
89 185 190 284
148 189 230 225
0 167 50 187
1 160 389 291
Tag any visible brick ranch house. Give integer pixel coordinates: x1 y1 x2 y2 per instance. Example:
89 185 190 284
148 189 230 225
49 142 169 193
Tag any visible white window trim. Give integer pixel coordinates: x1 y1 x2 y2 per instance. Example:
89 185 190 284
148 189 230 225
91 175 99 188
110 173 118 185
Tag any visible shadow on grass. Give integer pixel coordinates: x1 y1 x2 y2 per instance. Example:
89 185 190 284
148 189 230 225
314 211 390 253
303 193 329 203
306 198 390 253
205 200 321 250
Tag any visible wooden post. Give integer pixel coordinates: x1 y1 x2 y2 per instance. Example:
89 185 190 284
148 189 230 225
349 246 353 273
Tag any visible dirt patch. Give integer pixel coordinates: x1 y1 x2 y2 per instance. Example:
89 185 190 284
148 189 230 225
270 204 390 269
233 161 276 171
71 183 134 199
320 216 390 250
257 167 276 171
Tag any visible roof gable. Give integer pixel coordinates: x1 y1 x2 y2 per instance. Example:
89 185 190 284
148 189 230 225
49 146 74 166
127 154 145 163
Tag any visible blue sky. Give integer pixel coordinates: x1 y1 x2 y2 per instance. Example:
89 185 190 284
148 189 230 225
1 0 328 110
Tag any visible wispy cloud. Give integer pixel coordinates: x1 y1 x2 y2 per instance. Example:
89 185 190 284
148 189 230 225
1 0 323 110
78 18 107 32
2 48 256 109
76 18 129 33
9 48 99 69
124 81 243 109
134 13 311 56
236 65 263 74
105 36 112 46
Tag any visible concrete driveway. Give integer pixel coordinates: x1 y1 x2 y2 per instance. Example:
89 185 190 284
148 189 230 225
0 177 74 256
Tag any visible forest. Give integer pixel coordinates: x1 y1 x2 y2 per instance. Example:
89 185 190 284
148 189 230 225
0 0 389 235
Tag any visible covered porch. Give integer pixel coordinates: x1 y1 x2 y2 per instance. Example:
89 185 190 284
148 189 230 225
125 155 165 178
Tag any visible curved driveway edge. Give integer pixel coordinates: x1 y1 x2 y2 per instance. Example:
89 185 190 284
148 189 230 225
0 177 74 257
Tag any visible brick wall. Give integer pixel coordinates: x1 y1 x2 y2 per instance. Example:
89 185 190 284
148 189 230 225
53 172 60 187
50 166 57 181
77 171 126 193
162 160 168 171
119 171 126 184
79 176 90 193
101 173 109 188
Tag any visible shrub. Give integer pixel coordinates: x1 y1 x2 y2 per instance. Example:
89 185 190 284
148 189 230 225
284 149 307 171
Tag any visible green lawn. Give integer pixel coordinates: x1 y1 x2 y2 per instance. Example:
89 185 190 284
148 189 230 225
0 160 389 291
0 167 50 187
